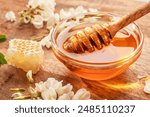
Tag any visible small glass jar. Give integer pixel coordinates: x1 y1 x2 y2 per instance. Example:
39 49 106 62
51 12 144 80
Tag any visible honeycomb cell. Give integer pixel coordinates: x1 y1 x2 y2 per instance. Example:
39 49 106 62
6 39 44 74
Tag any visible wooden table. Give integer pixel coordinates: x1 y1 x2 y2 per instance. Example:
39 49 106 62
0 0 150 100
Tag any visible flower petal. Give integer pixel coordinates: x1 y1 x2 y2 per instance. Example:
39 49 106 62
5 11 16 22
31 15 44 29
35 81 47 92
88 8 98 12
41 87 57 100
57 84 73 96
73 88 90 100
144 80 150 94
58 91 74 100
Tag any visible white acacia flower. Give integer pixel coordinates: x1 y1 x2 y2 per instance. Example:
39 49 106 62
58 6 95 28
26 70 34 83
59 6 88 20
11 92 22 98
28 0 39 9
58 91 74 100
26 70 32 79
21 0 56 29
54 13 60 24
41 87 57 100
28 86 39 98
59 20 78 31
5 11 16 22
46 13 60 29
58 94 70 100
57 84 73 96
59 9 72 20
31 15 43 29
40 28 53 48
23 15 32 24
33 77 91 100
28 0 56 10
58 6 98 27
20 2 98 30
35 81 47 92
75 6 87 15
38 0 56 11
47 15 55 28
75 6 87 19
45 41 51 49
144 80 150 94
89 8 98 12
68 8 75 15
72 88 91 100
84 17 98 23
45 78 62 90
41 9 54 21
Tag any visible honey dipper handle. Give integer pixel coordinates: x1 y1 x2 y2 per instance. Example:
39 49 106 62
108 2 150 38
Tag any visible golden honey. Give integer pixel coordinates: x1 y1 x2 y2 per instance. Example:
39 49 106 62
52 13 143 80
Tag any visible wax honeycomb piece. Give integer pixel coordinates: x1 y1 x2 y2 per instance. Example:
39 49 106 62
6 39 44 74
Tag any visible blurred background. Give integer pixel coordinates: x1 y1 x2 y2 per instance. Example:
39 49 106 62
139 0 149 2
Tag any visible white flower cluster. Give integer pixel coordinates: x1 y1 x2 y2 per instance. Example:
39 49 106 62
41 6 98 48
35 78 91 100
18 1 98 48
19 0 98 30
59 6 98 21
54 6 98 31
19 0 56 29
5 11 16 22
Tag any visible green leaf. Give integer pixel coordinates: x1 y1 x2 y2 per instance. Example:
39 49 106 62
0 34 7 42
0 52 7 64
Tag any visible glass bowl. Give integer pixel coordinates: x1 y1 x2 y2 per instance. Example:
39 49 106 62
51 12 144 80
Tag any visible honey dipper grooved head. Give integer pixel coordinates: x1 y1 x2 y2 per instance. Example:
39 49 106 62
63 23 112 54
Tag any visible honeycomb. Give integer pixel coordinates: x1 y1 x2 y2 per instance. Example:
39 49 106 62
6 39 44 74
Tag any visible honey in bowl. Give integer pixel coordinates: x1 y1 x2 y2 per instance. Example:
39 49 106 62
51 13 143 80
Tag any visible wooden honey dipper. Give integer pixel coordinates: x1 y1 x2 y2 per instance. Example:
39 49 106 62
63 2 150 53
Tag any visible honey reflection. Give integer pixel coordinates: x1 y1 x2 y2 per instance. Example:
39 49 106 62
82 75 141 92
100 81 140 90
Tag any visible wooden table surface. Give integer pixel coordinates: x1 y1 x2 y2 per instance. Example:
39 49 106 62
0 0 150 100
